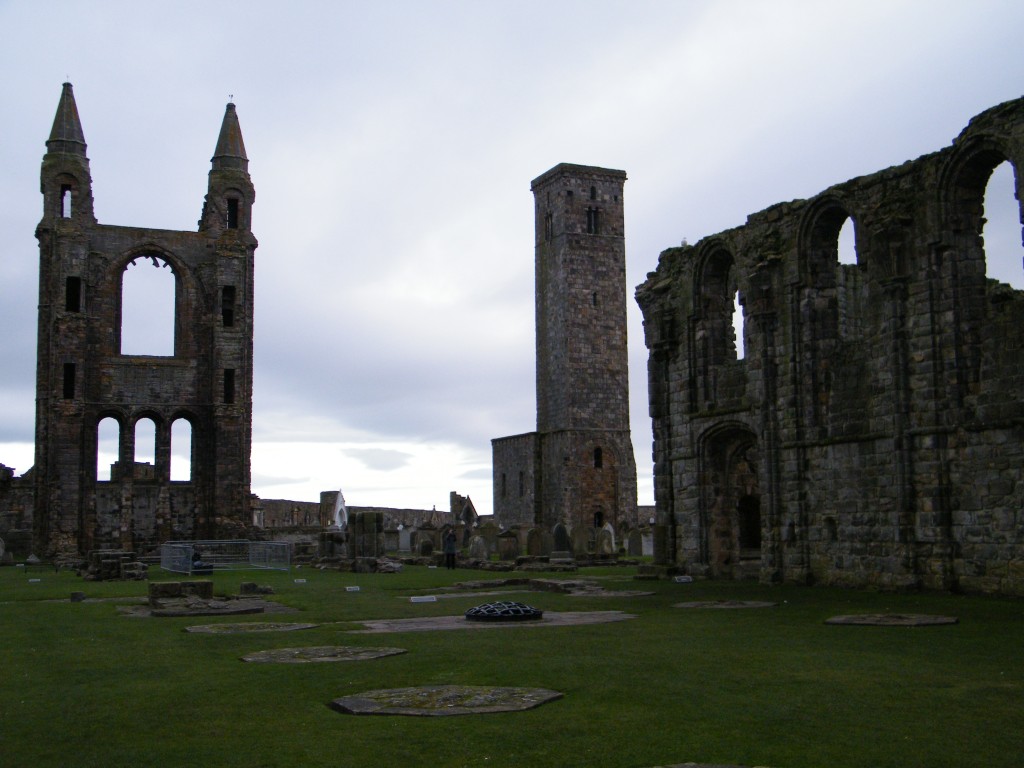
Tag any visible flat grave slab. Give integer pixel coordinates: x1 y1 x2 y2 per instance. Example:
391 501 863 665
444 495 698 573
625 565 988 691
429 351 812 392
825 613 958 626
329 684 562 716
674 600 777 609
242 646 406 663
185 621 319 634
350 610 636 634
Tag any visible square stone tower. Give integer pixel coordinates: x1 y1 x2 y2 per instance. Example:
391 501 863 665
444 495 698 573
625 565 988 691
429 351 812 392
493 164 638 538
33 83 256 558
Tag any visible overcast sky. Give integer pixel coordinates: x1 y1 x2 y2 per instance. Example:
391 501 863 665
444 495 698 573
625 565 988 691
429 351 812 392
1 1 1022 516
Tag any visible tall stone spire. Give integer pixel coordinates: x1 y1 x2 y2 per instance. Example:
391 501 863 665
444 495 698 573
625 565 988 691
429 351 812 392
211 102 248 171
46 82 87 156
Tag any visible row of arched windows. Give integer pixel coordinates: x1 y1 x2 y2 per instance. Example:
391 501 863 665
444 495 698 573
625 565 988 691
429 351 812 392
697 159 1021 366
96 416 192 482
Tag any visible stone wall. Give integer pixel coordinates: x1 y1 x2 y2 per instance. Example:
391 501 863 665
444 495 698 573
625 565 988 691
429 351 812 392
636 97 1024 595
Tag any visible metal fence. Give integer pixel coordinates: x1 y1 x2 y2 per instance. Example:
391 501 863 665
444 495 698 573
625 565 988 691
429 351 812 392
160 540 291 574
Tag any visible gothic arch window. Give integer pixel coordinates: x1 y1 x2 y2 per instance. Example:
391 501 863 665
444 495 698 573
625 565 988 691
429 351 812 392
170 417 193 482
60 184 72 217
120 255 176 356
982 160 1022 288
698 248 740 366
96 416 120 481
837 216 858 266
594 447 603 469
134 417 157 469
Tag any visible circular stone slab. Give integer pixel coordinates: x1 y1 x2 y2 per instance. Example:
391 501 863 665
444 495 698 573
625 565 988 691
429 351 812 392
242 646 406 663
825 613 958 626
185 621 319 634
674 600 777 609
330 685 563 716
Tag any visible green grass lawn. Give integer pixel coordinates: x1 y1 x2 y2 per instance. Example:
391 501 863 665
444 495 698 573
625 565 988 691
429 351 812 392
1 563 1022 768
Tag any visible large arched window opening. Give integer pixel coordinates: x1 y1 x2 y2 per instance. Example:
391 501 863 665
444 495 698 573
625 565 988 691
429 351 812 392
837 216 857 266
732 290 745 360
982 160 1022 289
700 249 741 364
120 256 175 356
134 417 157 472
96 417 120 482
170 418 193 482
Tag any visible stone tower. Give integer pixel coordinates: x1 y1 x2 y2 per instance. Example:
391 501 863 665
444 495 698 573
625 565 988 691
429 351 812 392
33 83 256 558
493 163 638 539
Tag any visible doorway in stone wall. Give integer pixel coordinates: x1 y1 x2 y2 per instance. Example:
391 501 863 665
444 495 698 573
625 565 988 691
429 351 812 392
701 427 760 579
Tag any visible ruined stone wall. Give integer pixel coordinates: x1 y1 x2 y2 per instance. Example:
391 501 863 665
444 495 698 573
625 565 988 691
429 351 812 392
32 84 256 558
0 465 34 555
636 98 1024 595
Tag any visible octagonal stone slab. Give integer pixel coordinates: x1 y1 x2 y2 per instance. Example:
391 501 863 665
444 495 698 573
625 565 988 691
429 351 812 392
185 621 319 634
330 685 563 716
825 613 958 626
242 646 406 663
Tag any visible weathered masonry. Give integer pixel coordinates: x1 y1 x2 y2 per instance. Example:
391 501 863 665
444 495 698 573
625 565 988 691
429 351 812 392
636 98 1024 595
33 83 256 558
493 164 638 547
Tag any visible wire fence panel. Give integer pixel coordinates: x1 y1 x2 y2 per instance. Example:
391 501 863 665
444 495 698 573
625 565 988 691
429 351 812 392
160 540 291 574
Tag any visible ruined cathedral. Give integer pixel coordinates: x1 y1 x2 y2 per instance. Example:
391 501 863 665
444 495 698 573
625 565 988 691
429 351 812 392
29 83 256 557
637 98 1024 596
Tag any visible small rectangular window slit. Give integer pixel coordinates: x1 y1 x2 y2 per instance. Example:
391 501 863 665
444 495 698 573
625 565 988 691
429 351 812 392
224 368 235 404
221 285 236 327
63 363 76 399
227 198 239 229
66 277 81 312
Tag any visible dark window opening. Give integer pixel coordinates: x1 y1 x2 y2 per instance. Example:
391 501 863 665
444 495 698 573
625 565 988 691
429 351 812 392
60 185 72 218
518 471 524 497
227 198 239 229
738 494 761 554
590 185 597 200
594 447 603 469
544 212 553 241
65 276 81 312
593 509 604 529
222 285 236 327
501 473 507 498
586 207 601 235
592 291 598 308
566 190 573 201
62 363 75 399
224 368 235 404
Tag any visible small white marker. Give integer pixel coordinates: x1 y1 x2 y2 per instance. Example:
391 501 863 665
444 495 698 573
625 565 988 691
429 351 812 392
345 586 360 592
294 578 307 584
410 595 437 603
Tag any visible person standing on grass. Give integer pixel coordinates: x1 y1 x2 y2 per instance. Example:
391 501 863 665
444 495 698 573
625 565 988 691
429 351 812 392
444 529 458 569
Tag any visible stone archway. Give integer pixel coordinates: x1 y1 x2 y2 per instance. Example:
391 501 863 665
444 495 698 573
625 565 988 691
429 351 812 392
701 427 760 579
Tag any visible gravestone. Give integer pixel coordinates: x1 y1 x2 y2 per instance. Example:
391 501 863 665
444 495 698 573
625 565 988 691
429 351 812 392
553 523 571 553
477 521 499 554
627 529 643 556
497 530 519 561
398 527 412 553
526 528 544 556
597 527 614 555
468 535 489 561
641 528 654 557
571 527 590 555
